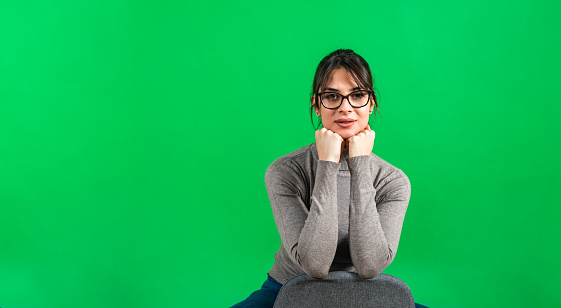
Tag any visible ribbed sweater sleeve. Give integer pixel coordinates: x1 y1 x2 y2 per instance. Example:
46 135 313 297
347 155 411 278
265 159 340 278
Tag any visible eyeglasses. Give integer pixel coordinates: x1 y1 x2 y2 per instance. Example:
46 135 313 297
317 90 373 109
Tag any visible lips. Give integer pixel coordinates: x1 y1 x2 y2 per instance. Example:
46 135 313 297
335 118 356 128
335 118 356 124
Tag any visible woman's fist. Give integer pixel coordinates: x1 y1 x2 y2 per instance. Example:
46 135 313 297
315 128 344 162
348 125 375 158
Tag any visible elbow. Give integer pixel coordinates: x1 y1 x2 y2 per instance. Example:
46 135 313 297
355 254 394 279
293 245 334 279
300 257 330 279
305 267 329 279
356 266 382 279
355 260 388 279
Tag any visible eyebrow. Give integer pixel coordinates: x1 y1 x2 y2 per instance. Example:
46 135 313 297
323 87 363 92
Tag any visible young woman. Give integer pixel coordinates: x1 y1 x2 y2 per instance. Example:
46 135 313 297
232 49 426 308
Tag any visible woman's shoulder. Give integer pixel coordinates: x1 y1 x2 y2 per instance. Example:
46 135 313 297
367 153 411 192
268 143 316 168
265 143 317 181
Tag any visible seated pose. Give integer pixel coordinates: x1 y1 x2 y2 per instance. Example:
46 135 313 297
232 49 426 308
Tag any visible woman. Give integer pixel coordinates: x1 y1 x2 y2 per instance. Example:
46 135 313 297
232 49 426 307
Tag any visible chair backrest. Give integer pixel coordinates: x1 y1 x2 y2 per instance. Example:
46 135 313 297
273 271 415 308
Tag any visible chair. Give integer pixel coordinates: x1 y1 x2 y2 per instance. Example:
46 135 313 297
273 271 415 308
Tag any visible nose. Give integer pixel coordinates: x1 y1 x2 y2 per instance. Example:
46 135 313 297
338 97 353 113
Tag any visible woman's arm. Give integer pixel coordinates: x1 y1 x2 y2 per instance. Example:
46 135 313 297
346 126 411 278
347 156 411 278
265 128 344 278
265 158 340 278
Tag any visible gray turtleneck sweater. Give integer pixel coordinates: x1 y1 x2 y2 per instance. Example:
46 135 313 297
265 143 411 284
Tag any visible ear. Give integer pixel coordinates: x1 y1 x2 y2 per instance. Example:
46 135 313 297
311 95 321 116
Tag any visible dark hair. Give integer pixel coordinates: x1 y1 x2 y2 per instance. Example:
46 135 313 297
310 49 380 129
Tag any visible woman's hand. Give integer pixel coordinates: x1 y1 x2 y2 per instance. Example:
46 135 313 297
348 125 375 158
315 128 344 162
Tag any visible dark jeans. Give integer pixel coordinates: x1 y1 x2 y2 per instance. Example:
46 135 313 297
231 275 283 307
231 275 429 308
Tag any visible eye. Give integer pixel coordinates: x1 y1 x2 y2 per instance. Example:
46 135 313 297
351 91 367 99
324 93 341 101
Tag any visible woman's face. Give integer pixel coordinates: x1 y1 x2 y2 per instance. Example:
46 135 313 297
314 68 374 139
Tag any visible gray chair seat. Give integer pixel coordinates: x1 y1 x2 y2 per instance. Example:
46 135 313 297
273 271 415 308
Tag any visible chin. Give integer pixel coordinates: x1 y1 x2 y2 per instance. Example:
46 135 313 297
334 129 358 140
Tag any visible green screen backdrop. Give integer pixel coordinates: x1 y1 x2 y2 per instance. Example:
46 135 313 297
1 0 560 307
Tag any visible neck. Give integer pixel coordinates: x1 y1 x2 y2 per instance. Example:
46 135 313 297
340 140 348 160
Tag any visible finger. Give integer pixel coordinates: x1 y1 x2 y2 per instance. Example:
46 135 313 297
366 124 371 131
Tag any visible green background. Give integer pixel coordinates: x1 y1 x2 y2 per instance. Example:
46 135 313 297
1 0 560 307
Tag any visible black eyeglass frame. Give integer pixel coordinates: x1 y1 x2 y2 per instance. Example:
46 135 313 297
317 90 374 109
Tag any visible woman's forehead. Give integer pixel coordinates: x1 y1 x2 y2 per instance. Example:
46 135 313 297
323 68 363 90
